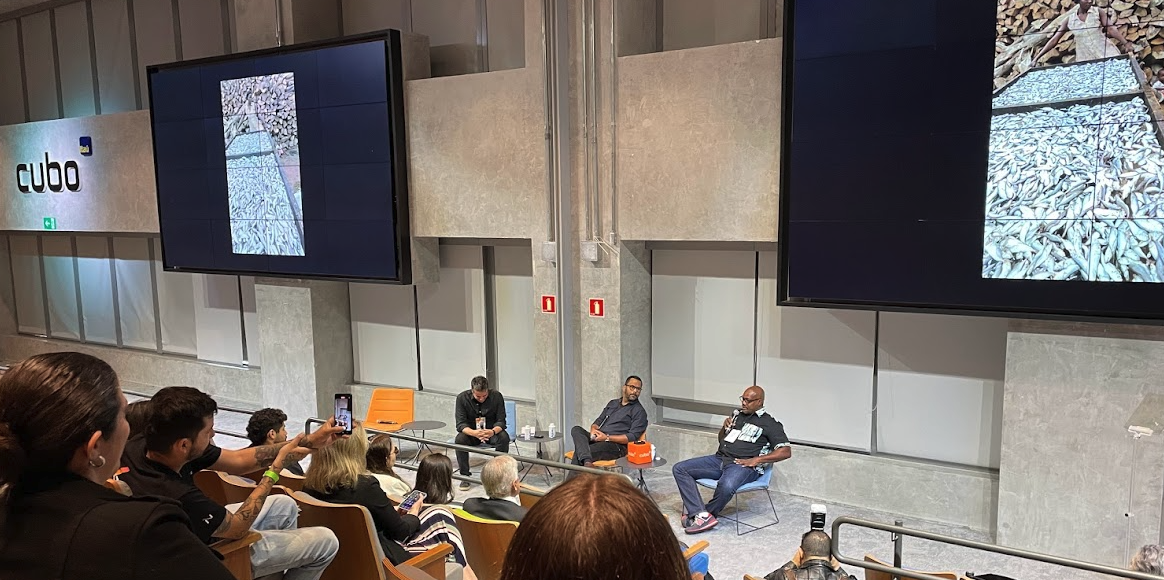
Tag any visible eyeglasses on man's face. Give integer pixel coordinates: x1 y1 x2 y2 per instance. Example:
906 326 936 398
625 384 643 392
740 396 761 404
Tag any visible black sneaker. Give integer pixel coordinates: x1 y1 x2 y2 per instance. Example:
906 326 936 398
458 480 471 491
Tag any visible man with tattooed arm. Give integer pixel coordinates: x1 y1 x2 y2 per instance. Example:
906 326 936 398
120 387 345 580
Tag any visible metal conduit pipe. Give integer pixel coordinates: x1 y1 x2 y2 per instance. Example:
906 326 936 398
541 0 558 242
547 0 576 442
608 0 619 244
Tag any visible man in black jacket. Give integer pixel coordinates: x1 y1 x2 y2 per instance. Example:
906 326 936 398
453 376 510 490
569 375 648 467
765 531 851 580
462 456 527 522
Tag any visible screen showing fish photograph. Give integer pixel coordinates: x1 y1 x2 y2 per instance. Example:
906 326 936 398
148 32 412 282
781 0 1164 320
984 0 1164 283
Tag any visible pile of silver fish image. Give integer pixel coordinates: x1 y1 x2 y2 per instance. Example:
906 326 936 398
984 56 1164 282
221 73 305 257
226 132 305 257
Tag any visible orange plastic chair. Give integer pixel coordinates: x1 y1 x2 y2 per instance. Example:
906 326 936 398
365 388 415 430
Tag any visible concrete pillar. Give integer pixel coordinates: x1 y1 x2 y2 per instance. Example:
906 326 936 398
255 278 352 422
565 0 658 434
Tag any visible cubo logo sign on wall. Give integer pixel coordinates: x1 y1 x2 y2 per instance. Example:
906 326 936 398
14 136 89 193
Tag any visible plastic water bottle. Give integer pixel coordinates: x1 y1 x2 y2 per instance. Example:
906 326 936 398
548 423 556 438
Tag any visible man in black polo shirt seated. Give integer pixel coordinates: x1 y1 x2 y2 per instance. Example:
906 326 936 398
672 385 791 534
121 387 344 580
453 375 510 490
569 375 648 467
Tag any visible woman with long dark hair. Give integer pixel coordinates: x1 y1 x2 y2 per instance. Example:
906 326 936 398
413 453 456 505
0 352 232 580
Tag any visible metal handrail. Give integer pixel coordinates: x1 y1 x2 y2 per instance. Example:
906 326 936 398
832 516 1161 580
123 389 253 442
304 417 617 479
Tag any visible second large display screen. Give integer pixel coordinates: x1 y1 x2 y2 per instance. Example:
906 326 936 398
985 1 1164 283
782 0 1164 320
149 33 410 282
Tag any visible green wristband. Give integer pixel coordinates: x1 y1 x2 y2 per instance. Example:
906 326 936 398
263 469 280 483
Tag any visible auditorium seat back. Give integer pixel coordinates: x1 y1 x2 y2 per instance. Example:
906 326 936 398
863 555 963 580
517 483 544 510
194 470 256 506
451 508 518 580
241 469 305 492
290 490 454 580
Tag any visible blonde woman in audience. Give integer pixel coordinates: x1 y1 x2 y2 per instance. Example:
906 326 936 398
500 473 692 580
366 433 412 497
413 453 456 505
0 352 233 580
305 422 477 580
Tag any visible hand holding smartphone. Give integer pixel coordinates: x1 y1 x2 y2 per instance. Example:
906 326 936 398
397 490 426 514
334 393 354 436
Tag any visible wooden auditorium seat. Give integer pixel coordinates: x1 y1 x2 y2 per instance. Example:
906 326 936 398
451 508 518 580
863 554 963 580
290 490 457 580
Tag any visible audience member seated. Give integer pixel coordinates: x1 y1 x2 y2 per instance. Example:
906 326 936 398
120 386 342 580
672 385 791 534
366 433 412 497
453 376 510 490
0 352 233 580
499 473 693 580
569 375 648 467
765 531 851 580
462 456 527 522
124 399 151 437
414 453 456 505
1133 545 1164 576
246 407 305 476
304 422 477 579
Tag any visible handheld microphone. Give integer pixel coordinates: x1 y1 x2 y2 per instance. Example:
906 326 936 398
730 409 740 429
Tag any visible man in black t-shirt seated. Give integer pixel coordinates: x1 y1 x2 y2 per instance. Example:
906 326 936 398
246 408 305 476
672 385 792 534
120 387 345 580
453 376 510 490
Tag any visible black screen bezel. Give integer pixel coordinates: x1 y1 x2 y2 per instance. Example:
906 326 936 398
146 30 413 284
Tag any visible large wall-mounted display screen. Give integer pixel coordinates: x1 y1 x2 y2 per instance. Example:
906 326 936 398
781 0 1164 320
148 31 411 283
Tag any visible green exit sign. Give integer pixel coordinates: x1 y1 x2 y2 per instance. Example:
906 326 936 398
43 217 56 230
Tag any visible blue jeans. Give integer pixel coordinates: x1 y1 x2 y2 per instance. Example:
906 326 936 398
672 454 759 517
227 494 339 580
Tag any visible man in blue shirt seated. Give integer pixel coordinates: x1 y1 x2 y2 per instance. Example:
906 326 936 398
569 375 649 467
